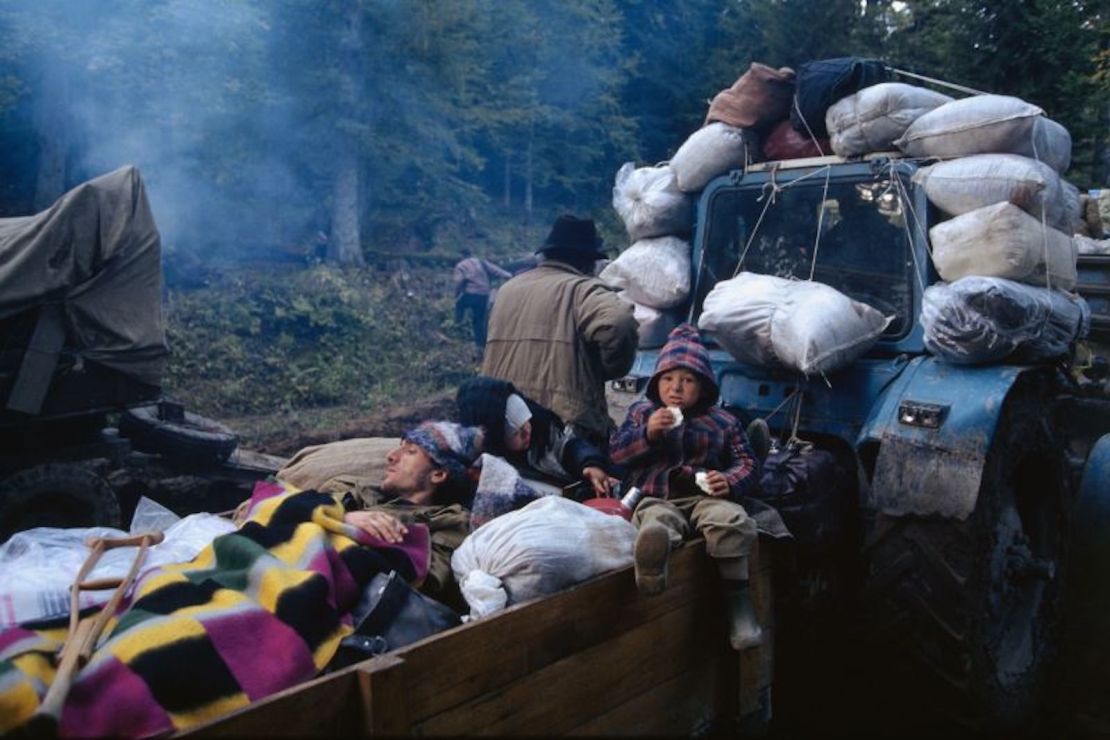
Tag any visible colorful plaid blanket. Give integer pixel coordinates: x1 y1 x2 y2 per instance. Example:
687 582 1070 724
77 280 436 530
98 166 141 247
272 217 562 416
0 485 429 736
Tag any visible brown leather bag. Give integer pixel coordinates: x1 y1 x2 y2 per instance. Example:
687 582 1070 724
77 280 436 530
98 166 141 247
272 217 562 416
705 63 796 132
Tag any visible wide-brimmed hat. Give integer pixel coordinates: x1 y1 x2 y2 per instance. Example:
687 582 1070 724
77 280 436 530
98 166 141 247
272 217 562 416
536 214 607 257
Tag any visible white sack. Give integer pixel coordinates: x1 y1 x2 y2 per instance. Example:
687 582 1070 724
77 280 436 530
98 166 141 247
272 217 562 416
929 201 1077 290
895 95 1071 173
619 292 682 348
697 272 892 376
612 162 693 241
826 82 953 157
451 496 636 619
600 235 691 309
0 509 235 627
669 122 750 193
913 154 1080 234
922 276 1090 364
1076 234 1110 256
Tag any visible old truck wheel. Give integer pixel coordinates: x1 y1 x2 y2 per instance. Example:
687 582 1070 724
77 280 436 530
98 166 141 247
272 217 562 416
119 404 238 464
865 398 1067 730
0 464 121 543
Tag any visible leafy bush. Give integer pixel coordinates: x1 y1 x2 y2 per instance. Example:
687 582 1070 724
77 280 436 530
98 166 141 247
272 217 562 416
164 263 477 418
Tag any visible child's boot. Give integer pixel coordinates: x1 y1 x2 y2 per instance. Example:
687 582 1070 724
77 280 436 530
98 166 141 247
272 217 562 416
634 523 670 595
722 579 764 650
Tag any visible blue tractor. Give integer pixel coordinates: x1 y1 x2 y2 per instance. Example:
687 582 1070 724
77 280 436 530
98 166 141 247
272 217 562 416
609 153 1110 729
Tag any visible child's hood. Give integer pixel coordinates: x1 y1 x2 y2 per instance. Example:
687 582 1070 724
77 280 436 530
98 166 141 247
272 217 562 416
647 323 719 407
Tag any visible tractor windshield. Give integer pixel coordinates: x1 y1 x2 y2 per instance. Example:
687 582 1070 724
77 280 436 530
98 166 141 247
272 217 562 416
695 177 915 337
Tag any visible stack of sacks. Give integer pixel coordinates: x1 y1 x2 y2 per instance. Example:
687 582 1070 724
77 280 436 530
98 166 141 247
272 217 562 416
888 94 1090 364
697 272 892 377
826 82 953 157
599 234 691 347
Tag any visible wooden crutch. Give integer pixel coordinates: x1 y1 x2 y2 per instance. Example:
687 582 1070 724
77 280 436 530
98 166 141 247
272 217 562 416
33 530 165 722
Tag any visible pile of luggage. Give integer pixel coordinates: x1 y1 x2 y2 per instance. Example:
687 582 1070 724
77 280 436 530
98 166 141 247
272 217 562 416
605 56 1093 371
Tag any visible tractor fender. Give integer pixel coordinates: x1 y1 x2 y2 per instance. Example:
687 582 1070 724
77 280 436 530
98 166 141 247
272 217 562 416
1072 432 1110 560
857 356 1030 520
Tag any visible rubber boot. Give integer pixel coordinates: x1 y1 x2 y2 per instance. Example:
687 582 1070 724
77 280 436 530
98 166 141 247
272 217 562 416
745 418 771 462
722 579 764 650
634 523 671 596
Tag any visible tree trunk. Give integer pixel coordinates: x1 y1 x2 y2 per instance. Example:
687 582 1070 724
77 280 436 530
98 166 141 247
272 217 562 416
503 157 511 208
525 121 534 226
32 68 70 212
328 156 364 266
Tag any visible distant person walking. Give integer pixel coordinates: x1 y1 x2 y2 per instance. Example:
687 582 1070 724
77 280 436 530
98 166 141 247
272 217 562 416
453 248 511 354
481 214 638 450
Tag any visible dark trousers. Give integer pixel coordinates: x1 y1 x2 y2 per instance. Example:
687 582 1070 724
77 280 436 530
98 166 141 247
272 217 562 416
455 293 489 348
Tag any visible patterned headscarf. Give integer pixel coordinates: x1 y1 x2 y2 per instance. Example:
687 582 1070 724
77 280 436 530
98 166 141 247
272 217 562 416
403 421 484 484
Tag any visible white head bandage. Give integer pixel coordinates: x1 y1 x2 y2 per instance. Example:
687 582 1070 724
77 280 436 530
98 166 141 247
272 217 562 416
505 393 533 434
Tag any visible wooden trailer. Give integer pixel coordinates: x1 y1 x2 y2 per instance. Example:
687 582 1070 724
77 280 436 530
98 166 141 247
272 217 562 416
182 539 774 737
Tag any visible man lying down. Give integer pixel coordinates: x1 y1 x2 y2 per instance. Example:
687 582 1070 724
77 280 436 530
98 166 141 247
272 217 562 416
0 422 482 737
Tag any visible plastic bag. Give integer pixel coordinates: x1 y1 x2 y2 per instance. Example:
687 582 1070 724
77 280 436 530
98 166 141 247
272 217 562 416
896 95 1071 174
619 291 682 348
1077 235 1110 255
913 154 1080 234
826 82 952 157
611 162 693 242
0 504 235 627
600 235 691 309
928 202 1077 290
669 122 752 193
922 276 1090 364
451 496 635 619
698 272 892 376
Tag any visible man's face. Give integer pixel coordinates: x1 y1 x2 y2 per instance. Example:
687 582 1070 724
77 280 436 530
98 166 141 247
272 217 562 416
381 440 446 504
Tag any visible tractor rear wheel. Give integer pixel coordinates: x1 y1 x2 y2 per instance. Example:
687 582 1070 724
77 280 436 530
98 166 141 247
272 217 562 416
0 464 121 543
864 395 1068 730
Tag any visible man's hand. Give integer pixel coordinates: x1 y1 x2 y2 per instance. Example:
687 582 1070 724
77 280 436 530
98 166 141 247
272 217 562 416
704 470 730 497
646 408 678 441
344 510 408 543
582 466 618 497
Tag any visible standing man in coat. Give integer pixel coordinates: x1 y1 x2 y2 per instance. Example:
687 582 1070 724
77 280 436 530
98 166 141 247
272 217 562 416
453 248 512 356
481 214 638 450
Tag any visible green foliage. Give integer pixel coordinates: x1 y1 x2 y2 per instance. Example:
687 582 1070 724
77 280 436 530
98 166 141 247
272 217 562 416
163 264 476 416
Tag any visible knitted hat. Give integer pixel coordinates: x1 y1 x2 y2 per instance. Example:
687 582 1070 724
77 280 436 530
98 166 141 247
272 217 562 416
403 421 484 485
504 394 533 434
647 323 719 407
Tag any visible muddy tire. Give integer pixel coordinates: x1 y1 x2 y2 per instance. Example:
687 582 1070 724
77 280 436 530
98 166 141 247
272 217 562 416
119 404 238 464
864 394 1068 730
0 464 121 543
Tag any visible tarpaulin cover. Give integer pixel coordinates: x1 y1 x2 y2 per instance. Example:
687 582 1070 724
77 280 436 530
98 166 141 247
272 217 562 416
0 166 167 386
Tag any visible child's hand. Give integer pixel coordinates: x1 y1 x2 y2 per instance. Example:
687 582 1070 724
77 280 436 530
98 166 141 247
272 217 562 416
582 466 617 497
646 407 678 441
703 470 730 497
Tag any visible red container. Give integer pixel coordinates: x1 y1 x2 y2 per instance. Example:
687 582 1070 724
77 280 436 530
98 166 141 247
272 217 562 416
582 497 632 521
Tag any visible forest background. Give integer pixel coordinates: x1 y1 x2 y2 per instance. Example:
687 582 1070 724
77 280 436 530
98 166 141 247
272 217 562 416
1 0 1107 453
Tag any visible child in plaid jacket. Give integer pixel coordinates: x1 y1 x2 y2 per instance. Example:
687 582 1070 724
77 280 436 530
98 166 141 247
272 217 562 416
610 322 763 650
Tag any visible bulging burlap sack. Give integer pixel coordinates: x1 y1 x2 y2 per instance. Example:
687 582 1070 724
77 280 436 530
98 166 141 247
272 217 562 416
276 437 399 492
600 236 691 309
912 154 1080 234
705 63 795 131
698 272 891 376
611 162 693 241
928 201 1078 290
826 82 952 157
895 95 1071 173
670 122 751 193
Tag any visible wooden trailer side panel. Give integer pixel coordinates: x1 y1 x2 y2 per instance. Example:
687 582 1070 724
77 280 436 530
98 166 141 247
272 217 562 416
184 540 774 737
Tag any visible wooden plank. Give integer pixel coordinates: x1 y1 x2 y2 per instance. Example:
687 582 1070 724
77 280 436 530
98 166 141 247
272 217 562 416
738 539 775 717
566 660 731 736
182 670 362 737
413 594 725 736
391 541 718 723
358 655 409 736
